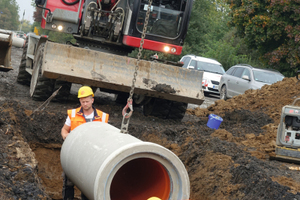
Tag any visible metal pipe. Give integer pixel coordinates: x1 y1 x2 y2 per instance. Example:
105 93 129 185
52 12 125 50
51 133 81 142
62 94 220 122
60 122 190 200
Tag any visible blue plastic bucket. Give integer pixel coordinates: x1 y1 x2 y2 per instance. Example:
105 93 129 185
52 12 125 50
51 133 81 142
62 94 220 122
207 114 223 129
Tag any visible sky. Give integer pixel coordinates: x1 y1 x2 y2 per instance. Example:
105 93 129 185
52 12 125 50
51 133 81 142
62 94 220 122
16 0 35 24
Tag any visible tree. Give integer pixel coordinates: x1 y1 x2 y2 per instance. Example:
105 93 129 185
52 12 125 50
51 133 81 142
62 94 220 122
0 0 19 30
227 0 300 75
183 0 218 55
33 6 42 23
19 20 33 33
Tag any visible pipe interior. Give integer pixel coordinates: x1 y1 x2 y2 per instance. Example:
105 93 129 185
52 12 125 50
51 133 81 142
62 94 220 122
110 158 171 200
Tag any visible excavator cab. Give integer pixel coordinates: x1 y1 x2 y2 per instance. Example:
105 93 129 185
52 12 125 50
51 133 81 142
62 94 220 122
37 0 192 55
123 0 191 55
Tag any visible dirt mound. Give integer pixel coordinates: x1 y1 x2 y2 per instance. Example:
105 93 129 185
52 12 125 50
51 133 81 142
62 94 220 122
187 77 300 158
130 106 300 199
188 77 299 124
2 46 300 199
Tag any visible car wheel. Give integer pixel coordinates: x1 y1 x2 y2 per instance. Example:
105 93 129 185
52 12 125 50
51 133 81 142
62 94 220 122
220 85 228 100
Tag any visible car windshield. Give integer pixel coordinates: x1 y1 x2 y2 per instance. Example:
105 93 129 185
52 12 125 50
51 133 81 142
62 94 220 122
253 70 284 84
195 61 225 74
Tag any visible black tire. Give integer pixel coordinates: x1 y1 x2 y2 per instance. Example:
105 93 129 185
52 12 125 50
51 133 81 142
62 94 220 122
143 98 187 120
114 92 129 104
91 86 98 94
114 93 147 107
168 101 188 119
30 44 55 100
16 38 31 86
53 80 72 102
220 85 228 100
132 94 151 107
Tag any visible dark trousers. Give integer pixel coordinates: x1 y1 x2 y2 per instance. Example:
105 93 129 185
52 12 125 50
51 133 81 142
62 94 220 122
63 172 89 200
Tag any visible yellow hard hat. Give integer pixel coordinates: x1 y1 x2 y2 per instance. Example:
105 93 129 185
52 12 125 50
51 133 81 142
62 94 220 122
78 86 94 98
147 197 161 200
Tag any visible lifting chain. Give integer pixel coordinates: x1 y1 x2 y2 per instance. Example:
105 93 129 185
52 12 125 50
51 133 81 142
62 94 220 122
120 0 153 133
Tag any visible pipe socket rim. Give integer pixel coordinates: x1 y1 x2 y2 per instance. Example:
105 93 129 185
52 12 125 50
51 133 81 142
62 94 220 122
94 142 190 200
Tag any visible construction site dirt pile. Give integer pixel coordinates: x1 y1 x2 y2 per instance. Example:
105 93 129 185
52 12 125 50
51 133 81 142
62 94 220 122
1 46 300 199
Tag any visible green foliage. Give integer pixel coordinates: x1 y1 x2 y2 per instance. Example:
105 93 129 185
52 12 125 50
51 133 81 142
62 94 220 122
183 0 232 56
18 20 32 33
202 28 266 70
184 0 216 55
0 0 19 30
227 0 300 74
203 38 264 70
47 31 76 44
181 0 259 69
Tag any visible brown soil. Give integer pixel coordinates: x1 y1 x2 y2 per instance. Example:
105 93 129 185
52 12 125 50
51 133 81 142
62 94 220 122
1 46 300 200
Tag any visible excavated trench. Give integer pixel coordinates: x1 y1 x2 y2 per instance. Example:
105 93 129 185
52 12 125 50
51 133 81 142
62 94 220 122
2 96 300 200
2 46 300 200
32 145 64 199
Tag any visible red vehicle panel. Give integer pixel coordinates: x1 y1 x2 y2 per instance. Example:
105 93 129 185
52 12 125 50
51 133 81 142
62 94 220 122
123 35 183 55
41 0 84 28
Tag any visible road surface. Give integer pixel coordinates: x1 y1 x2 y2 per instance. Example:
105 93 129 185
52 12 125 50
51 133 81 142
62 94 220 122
188 93 219 109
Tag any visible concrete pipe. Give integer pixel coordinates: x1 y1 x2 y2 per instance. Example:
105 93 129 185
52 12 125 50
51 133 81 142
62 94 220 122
60 122 190 200
11 34 25 48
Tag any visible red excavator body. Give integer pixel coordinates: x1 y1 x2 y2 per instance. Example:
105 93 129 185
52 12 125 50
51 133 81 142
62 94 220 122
39 0 192 55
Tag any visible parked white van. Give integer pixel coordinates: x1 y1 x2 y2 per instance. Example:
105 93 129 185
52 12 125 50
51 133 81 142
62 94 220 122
180 55 225 95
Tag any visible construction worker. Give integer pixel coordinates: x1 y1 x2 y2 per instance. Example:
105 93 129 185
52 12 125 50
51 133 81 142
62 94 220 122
61 86 109 200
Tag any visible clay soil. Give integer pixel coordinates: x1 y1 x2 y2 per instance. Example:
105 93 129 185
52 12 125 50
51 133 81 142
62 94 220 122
1 46 300 200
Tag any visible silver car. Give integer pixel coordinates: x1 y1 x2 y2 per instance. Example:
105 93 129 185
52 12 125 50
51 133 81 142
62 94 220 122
219 64 284 100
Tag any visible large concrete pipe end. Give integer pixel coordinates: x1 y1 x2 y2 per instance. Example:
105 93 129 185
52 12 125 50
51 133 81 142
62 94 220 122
60 122 190 200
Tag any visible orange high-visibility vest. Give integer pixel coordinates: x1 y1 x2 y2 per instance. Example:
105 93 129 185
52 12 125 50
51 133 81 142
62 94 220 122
67 107 109 131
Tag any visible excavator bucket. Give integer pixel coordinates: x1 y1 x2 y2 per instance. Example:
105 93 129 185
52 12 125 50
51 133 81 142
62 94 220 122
42 41 205 105
0 29 13 72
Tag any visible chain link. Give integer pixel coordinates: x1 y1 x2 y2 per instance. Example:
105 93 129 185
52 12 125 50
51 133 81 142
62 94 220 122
129 0 153 100
120 0 153 133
